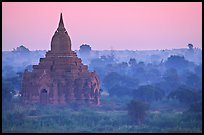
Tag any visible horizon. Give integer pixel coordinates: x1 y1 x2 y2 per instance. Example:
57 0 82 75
2 2 202 51
3 46 202 52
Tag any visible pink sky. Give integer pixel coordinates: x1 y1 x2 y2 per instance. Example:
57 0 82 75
2 2 202 51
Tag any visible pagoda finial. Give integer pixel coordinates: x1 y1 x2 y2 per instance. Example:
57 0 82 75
57 13 65 31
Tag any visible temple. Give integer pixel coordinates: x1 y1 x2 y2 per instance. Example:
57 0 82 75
21 13 100 105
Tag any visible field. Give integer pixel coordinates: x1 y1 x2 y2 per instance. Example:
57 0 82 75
2 97 202 133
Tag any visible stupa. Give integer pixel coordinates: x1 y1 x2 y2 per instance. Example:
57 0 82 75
21 13 100 105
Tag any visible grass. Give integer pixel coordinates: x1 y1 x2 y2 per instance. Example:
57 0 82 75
2 99 202 133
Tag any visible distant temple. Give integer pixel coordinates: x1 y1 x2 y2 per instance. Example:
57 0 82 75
22 13 100 105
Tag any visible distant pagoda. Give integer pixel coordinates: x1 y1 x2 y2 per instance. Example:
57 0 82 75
22 13 100 105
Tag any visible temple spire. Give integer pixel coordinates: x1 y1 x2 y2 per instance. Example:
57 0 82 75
57 13 66 31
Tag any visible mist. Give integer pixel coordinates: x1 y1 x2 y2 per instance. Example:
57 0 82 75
2 45 202 133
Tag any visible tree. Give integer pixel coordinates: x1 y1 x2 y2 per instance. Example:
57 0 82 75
12 45 30 53
132 66 147 83
103 72 139 96
128 58 137 67
146 68 162 83
127 100 149 125
195 64 202 79
79 44 91 54
162 68 180 93
133 85 165 102
185 73 202 90
117 62 128 75
188 43 193 50
168 85 199 105
103 72 122 91
79 44 92 65
165 55 190 70
101 55 116 64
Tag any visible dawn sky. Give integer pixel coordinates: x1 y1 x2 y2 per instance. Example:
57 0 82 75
2 2 202 51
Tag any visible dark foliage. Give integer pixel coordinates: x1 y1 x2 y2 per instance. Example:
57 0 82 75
164 55 191 70
168 86 200 105
127 100 150 125
133 85 165 102
103 72 139 97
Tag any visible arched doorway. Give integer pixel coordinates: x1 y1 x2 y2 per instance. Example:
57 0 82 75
40 89 48 104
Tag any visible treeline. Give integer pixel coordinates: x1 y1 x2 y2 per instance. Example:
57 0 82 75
90 55 202 101
89 53 202 126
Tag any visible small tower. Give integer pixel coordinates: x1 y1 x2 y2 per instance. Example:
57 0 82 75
57 13 66 32
51 13 72 53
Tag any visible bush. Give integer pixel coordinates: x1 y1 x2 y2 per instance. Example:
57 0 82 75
127 100 149 125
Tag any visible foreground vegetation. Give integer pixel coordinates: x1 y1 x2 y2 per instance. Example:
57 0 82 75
2 98 202 133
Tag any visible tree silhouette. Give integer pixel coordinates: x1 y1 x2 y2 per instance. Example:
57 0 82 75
168 86 199 105
165 55 189 70
188 44 193 50
128 58 137 67
127 100 149 125
133 85 165 102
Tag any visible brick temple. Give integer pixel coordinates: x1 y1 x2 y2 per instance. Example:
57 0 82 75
22 13 100 105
